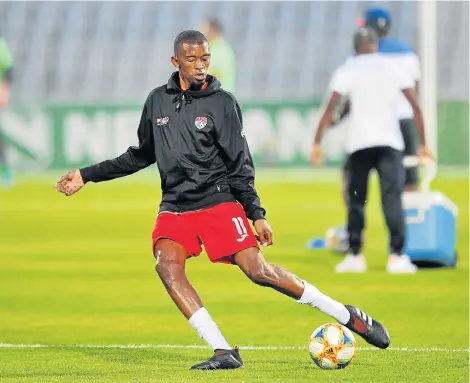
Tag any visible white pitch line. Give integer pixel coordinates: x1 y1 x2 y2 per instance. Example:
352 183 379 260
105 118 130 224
0 343 468 353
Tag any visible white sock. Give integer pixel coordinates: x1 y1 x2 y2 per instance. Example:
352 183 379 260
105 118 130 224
189 307 231 351
297 281 350 325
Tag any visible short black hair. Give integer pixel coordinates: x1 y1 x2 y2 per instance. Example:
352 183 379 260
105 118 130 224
353 26 379 49
174 30 208 56
206 17 222 33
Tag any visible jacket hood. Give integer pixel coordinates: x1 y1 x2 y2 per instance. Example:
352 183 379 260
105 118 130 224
166 71 221 98
167 71 222 112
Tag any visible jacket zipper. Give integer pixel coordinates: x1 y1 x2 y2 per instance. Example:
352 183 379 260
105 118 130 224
175 94 183 213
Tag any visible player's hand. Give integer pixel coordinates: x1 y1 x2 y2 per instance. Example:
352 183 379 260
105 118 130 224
310 143 323 167
417 145 434 163
254 219 273 247
54 169 84 196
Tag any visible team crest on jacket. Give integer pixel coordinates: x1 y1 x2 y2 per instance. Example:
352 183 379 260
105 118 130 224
195 116 208 130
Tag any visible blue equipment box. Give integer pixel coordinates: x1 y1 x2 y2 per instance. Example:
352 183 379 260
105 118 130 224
403 191 458 267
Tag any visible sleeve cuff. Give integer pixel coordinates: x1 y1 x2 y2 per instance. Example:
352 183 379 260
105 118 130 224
79 167 93 184
249 208 266 223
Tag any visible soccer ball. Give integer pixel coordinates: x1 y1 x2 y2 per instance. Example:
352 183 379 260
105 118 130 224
309 323 357 370
325 226 349 254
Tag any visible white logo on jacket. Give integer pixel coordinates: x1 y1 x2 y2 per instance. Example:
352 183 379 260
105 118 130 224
156 117 169 126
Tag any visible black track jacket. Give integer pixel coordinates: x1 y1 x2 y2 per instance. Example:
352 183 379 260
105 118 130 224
80 72 266 222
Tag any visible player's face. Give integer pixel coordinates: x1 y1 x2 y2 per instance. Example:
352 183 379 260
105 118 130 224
171 42 211 88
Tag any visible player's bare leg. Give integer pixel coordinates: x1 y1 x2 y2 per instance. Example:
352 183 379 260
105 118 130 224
234 247 305 298
234 247 390 349
154 239 243 370
154 239 203 318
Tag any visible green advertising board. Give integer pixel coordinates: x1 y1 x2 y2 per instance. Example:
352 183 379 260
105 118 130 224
0 101 467 170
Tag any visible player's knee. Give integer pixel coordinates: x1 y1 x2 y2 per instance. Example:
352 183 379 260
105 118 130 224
236 248 274 286
154 255 171 279
155 257 168 276
154 256 183 288
153 241 185 279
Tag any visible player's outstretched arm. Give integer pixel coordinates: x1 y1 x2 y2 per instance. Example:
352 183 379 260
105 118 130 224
215 100 270 244
54 99 156 196
79 102 156 183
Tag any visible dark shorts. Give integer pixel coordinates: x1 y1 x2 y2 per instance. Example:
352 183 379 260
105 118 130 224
152 202 259 264
343 119 418 187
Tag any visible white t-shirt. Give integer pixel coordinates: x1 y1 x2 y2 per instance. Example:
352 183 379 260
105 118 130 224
378 54 420 120
377 38 421 120
329 53 415 154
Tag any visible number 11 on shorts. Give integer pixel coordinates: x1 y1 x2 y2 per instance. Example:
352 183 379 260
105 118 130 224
232 217 249 242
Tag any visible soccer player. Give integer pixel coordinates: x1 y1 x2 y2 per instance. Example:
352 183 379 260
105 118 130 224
201 18 236 94
54 30 390 370
311 27 432 274
0 34 13 187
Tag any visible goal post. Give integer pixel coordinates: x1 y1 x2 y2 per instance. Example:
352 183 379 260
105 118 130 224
419 0 438 162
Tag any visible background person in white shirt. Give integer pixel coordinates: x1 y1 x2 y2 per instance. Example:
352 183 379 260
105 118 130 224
339 7 423 192
311 27 433 274
322 7 423 257
361 6 422 192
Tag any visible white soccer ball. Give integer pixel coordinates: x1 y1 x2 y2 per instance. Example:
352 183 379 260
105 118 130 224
325 226 349 253
309 323 357 370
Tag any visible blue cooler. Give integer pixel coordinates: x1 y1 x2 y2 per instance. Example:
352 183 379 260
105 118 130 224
402 159 458 267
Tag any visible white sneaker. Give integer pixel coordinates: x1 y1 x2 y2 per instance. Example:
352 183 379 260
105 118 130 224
335 254 367 273
386 254 418 274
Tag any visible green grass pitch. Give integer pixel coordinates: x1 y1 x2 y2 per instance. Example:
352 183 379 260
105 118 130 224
0 168 468 382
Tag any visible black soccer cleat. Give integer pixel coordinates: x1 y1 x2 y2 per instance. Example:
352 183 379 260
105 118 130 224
343 305 391 349
190 347 244 370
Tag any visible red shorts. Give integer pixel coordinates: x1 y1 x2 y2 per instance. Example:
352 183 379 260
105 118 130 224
151 202 259 264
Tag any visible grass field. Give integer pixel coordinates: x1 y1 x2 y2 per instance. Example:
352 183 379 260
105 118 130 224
0 168 468 382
